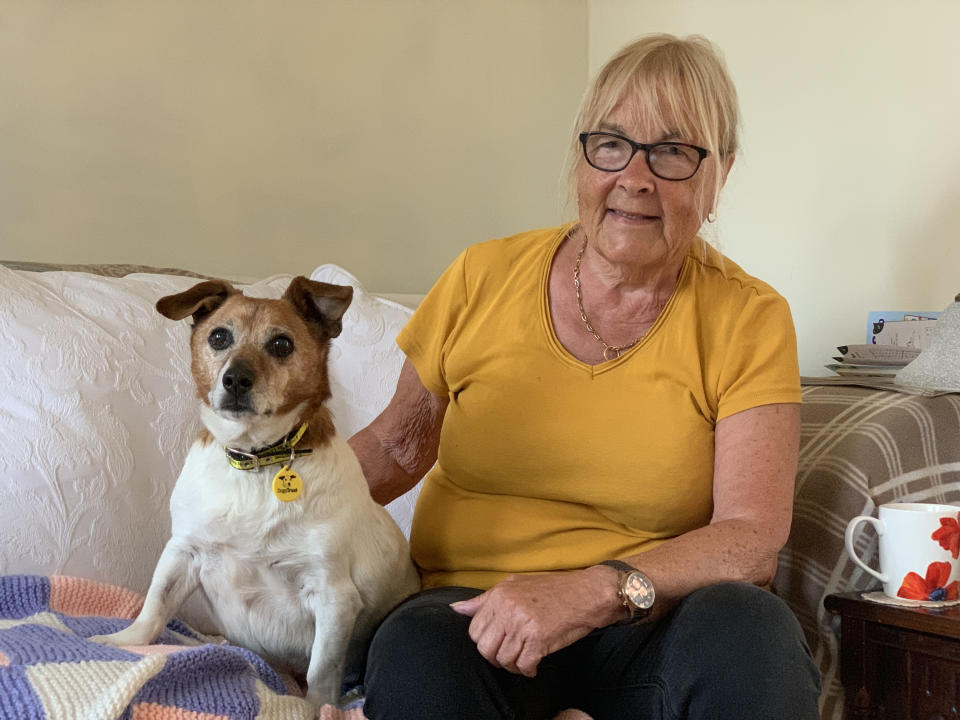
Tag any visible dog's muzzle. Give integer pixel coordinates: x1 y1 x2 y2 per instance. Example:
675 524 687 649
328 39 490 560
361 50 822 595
219 360 255 412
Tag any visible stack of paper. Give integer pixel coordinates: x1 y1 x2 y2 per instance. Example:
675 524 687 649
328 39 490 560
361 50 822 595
825 344 921 377
824 310 941 378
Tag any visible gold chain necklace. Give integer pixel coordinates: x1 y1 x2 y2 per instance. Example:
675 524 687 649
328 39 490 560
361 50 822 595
573 237 646 362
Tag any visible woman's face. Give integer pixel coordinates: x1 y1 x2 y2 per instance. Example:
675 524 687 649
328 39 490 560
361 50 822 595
576 102 728 276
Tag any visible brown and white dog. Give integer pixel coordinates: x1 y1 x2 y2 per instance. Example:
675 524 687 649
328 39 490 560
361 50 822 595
93 276 420 707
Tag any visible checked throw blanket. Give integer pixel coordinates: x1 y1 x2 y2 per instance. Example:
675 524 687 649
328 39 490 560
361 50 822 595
0 575 366 720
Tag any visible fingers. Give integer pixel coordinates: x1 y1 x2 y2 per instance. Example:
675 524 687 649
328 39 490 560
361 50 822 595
491 624 523 675
449 593 486 617
514 641 543 678
473 616 541 677
459 592 543 677
475 623 506 668
499 637 540 678
452 592 532 673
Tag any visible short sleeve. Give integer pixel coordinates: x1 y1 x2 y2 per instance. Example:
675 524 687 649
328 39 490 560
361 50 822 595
396 249 469 397
716 291 802 420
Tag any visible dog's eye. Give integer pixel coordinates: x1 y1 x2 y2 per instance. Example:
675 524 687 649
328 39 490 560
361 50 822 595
267 335 294 358
208 327 233 351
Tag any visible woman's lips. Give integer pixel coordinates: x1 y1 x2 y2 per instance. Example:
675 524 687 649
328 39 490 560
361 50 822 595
608 208 658 222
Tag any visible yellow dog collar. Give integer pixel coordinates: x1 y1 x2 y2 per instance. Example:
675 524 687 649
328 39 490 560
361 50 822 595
224 422 313 471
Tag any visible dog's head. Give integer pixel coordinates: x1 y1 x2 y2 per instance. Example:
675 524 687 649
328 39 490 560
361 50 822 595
157 277 353 447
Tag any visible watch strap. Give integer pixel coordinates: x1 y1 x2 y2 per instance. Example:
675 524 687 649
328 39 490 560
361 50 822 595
598 559 653 623
598 559 637 574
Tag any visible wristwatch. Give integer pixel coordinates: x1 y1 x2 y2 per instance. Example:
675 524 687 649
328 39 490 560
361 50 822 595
598 559 655 622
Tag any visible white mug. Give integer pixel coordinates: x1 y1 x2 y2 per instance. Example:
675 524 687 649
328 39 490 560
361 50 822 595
844 502 960 601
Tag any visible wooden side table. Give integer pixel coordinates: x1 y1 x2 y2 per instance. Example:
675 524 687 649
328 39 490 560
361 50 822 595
825 592 960 720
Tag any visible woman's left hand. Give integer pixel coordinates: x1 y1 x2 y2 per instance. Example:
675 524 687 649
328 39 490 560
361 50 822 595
449 567 620 677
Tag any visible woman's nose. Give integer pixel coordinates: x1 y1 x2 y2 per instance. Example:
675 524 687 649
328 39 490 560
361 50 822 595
617 151 656 193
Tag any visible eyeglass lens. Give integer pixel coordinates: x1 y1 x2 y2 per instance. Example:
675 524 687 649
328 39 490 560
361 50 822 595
584 134 701 180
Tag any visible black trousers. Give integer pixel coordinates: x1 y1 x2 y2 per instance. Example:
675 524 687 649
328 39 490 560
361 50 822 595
363 582 820 720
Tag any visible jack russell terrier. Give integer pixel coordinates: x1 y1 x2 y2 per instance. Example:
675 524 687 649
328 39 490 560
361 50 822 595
94 276 420 707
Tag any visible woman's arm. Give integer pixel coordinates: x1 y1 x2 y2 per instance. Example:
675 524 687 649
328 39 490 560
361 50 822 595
452 402 801 676
609 401 801 614
348 359 449 505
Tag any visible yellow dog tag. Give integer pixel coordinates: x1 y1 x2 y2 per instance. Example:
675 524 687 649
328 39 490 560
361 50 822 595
272 465 303 502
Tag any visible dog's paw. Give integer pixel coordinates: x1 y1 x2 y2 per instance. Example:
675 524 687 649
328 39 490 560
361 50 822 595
89 627 154 647
304 686 339 709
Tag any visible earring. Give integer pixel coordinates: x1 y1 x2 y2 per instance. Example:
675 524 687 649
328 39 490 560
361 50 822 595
707 212 717 223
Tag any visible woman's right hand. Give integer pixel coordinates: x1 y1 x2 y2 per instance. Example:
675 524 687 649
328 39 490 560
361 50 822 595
449 566 624 677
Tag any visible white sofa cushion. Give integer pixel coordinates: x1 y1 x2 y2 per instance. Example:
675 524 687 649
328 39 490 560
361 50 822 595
310 263 421 538
0 263 413 631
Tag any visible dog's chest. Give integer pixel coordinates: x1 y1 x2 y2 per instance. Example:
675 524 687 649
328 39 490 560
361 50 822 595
167 445 351 665
174 441 338 524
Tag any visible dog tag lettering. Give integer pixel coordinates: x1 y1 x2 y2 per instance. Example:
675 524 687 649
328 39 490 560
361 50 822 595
272 465 303 502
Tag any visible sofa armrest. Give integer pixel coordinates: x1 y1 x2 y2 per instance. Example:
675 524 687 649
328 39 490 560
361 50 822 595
774 382 960 718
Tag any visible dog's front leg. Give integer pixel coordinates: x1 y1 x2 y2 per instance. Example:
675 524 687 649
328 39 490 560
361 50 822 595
302 578 362 708
92 540 200 647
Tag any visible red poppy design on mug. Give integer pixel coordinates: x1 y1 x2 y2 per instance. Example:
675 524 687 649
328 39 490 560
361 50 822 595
898 561 959 602
931 513 960 559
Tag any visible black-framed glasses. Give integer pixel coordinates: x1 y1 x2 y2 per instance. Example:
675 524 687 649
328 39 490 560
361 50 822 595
579 131 709 181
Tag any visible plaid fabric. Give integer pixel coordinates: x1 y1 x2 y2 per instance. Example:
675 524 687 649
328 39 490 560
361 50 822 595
773 383 960 719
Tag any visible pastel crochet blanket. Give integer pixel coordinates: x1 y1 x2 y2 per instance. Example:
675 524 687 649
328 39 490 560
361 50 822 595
0 575 366 720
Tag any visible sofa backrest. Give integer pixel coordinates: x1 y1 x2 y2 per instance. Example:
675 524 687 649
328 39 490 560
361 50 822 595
0 262 416 632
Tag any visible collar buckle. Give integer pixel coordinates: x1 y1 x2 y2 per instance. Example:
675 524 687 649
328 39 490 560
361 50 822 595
224 422 311 471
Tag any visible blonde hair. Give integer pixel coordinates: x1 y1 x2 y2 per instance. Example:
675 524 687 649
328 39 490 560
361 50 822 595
562 34 740 223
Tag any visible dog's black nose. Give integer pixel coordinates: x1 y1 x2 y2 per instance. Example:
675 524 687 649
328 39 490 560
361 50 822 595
222 361 255 398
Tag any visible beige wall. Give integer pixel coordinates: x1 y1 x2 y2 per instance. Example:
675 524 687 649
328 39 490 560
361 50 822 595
589 0 960 375
5 1 958 375
0 1 588 291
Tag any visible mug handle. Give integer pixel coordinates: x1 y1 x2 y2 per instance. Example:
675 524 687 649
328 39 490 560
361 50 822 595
844 515 889 583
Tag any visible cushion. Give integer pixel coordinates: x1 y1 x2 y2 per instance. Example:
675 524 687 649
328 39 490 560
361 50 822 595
895 294 960 393
0 263 413 632
310 264 421 538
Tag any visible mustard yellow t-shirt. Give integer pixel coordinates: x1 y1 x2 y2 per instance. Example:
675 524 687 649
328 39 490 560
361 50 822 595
398 225 801 590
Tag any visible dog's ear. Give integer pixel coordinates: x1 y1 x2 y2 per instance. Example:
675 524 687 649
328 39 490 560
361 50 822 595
156 280 237 323
283 276 353 338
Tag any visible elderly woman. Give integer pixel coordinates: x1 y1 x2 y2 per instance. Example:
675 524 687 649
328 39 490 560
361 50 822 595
349 34 821 719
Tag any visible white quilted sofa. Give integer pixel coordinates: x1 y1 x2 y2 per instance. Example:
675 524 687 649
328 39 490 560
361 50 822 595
0 261 420 633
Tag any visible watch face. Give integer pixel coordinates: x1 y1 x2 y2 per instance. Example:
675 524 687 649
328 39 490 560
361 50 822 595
624 571 655 610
